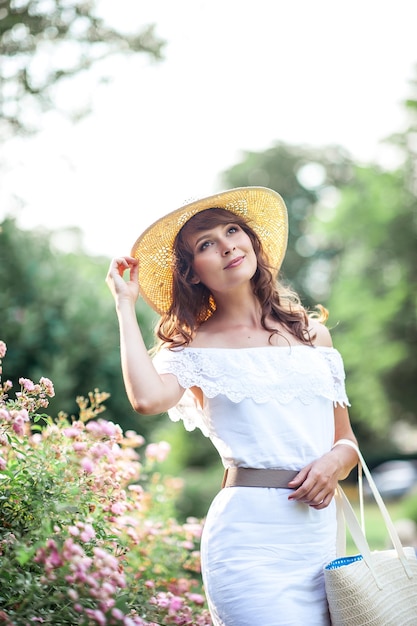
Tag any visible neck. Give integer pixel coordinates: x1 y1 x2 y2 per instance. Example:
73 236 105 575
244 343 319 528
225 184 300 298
211 295 263 329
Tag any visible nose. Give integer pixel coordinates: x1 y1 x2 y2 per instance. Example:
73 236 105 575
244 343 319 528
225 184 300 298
222 243 236 256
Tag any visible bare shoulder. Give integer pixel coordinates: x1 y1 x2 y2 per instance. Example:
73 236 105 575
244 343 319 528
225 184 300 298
308 317 333 347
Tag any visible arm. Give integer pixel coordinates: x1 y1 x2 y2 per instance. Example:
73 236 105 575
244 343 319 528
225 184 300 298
106 257 185 415
288 319 359 508
287 404 358 509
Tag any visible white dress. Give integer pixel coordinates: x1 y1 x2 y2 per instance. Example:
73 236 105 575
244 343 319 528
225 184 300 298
153 345 350 626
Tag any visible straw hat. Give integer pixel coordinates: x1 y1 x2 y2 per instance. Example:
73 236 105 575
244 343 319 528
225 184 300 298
131 186 288 315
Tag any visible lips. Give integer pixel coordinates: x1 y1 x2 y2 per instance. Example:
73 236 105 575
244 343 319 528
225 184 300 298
224 256 244 269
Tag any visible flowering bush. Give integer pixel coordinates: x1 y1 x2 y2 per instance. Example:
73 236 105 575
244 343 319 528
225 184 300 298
0 340 212 626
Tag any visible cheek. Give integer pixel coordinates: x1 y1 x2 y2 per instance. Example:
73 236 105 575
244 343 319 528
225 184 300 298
193 252 213 272
190 258 203 282
192 255 217 284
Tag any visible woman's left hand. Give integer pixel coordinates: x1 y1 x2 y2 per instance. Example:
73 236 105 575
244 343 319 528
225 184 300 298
286 453 342 509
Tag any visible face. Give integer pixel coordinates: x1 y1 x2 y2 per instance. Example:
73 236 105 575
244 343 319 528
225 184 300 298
186 222 258 294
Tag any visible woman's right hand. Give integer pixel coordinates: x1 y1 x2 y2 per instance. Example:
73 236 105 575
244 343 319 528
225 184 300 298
105 256 140 303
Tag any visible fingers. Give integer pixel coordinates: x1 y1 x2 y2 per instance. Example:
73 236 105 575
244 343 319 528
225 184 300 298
287 468 308 489
112 256 138 275
311 493 333 510
106 257 138 282
288 468 336 509
289 484 333 509
105 257 140 303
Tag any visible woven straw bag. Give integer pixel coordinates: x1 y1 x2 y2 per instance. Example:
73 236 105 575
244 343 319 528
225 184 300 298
324 440 417 625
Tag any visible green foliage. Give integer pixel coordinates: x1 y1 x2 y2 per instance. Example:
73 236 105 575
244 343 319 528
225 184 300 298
321 164 416 436
346 496 407 554
400 492 417 525
0 217 160 437
320 77 417 439
150 420 224 520
0 0 165 135
219 82 417 450
221 141 354 305
153 120 417 511
0 341 212 625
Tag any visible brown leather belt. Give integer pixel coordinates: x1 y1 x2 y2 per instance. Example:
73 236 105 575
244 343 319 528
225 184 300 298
222 467 299 489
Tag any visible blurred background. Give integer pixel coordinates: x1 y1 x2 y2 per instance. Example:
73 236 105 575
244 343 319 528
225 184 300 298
1 0 416 525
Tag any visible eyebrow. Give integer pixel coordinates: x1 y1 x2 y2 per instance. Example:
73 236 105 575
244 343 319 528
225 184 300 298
194 231 213 247
193 222 239 247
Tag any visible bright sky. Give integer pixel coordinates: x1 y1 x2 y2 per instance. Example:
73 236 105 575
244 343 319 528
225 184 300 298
1 0 416 257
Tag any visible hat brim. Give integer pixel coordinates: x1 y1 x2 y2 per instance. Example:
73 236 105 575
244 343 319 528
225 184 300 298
131 186 288 315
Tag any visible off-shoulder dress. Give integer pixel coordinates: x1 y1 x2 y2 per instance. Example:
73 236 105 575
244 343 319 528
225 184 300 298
153 345 350 626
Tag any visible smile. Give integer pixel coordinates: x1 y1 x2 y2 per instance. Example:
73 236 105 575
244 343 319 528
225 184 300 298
224 256 245 269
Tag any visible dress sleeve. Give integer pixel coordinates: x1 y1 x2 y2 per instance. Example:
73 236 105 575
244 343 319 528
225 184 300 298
152 349 210 436
321 349 351 408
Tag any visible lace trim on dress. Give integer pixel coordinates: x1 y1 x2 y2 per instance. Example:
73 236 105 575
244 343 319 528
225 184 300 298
153 346 350 434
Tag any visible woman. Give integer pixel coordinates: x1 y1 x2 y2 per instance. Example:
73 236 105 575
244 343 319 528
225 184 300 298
106 186 358 626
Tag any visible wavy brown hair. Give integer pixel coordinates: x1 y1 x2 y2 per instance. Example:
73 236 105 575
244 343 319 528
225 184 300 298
154 208 327 350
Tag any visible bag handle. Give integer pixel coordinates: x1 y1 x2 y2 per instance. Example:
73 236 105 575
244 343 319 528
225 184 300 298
333 439 414 581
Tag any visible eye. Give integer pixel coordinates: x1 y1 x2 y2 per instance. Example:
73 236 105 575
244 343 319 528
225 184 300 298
227 225 239 235
198 240 212 252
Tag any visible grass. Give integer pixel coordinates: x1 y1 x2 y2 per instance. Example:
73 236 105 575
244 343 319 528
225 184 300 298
341 485 408 554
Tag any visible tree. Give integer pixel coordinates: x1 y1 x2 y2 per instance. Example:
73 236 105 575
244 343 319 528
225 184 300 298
0 0 165 136
218 123 417 457
109 102 417 510
0 217 159 436
321 165 415 440
221 142 353 307
0 0 165 431
151 142 360 518
322 88 417 455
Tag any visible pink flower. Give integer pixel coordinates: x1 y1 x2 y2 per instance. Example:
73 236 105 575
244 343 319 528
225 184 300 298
101 581 116 596
85 575 100 590
67 589 79 601
124 618 141 626
0 409 11 423
0 455 6 470
63 427 80 438
39 377 55 397
151 593 169 609
0 341 6 358
145 441 171 463
73 441 87 452
186 592 205 605
19 408 29 421
110 501 126 515
79 524 95 543
84 609 106 625
19 378 36 392
111 608 125 620
124 430 145 447
183 519 203 539
45 547 63 569
11 417 24 436
86 419 122 439
7 409 29 436
168 596 183 612
90 442 115 461
81 457 95 473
